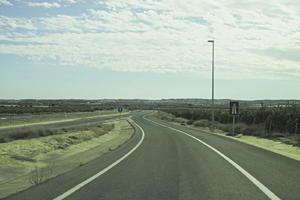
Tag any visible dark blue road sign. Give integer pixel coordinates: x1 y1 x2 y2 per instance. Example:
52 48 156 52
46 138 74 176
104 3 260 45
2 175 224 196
230 101 239 116
118 107 123 113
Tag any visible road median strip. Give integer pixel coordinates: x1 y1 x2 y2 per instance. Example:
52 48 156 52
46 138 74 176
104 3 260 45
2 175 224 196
0 112 129 130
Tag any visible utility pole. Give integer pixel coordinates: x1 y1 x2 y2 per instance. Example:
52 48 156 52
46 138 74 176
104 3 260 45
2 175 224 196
208 40 215 124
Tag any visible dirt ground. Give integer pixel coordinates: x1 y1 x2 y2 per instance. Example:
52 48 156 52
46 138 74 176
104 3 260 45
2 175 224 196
0 119 134 199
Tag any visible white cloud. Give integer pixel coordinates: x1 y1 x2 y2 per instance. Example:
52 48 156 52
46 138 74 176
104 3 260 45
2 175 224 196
0 16 36 30
1 0 300 80
0 0 12 6
58 0 77 4
27 2 61 8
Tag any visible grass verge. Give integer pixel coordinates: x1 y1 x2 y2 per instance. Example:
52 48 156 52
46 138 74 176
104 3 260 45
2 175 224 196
0 119 134 199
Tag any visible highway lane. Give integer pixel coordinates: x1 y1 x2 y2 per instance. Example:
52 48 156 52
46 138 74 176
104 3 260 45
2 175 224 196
4 112 300 200
147 115 300 200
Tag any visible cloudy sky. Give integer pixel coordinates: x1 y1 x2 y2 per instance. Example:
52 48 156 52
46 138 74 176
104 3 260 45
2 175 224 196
0 0 299 99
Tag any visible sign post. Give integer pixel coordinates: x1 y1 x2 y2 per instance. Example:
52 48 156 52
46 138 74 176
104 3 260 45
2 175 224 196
229 101 239 136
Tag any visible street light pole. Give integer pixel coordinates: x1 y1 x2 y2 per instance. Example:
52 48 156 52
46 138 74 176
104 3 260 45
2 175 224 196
208 40 215 124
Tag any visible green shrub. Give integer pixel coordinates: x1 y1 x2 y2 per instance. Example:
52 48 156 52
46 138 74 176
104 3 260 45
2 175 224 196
193 119 212 127
157 111 175 121
215 123 232 132
186 120 194 125
0 122 111 143
162 106 300 136
173 117 187 124
234 123 249 134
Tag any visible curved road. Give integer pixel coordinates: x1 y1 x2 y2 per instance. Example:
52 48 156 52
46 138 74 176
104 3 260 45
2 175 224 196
4 112 300 200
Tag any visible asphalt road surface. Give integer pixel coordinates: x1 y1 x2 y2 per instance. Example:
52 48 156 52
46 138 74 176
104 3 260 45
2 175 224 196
3 111 300 200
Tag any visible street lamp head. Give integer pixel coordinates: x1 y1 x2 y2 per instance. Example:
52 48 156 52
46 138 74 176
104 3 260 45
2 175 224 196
208 40 214 43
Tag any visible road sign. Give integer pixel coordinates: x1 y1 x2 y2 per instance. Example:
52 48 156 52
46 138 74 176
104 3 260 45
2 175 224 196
230 101 239 116
229 101 239 136
118 107 123 113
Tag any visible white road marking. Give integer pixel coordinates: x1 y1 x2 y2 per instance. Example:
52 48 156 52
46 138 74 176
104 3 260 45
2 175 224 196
52 118 145 200
144 116 281 200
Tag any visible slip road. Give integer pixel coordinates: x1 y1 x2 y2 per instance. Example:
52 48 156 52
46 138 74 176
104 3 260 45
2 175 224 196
4 112 300 200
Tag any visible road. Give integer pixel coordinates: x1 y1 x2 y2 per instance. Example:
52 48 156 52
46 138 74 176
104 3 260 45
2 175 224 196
0 111 116 126
3 111 300 200
0 112 131 135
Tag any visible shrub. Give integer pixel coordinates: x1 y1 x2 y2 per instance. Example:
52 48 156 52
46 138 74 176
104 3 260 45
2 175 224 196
216 123 232 132
162 106 300 137
0 128 56 143
158 112 176 121
193 119 212 127
234 123 249 134
10 155 36 162
173 117 187 124
0 122 111 143
186 120 194 125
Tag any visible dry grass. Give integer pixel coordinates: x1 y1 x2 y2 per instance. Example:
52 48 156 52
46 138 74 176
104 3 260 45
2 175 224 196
0 122 115 143
29 163 55 185
0 119 133 199
0 127 56 143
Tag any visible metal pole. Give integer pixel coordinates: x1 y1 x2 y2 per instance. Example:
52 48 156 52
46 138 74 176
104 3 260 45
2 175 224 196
233 115 235 136
212 41 215 124
208 40 215 125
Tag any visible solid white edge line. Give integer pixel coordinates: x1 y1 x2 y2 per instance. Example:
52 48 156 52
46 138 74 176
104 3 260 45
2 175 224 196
144 116 281 200
52 118 145 200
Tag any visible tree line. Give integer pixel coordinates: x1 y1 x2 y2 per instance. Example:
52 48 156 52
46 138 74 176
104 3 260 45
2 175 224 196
163 105 300 136
0 105 105 114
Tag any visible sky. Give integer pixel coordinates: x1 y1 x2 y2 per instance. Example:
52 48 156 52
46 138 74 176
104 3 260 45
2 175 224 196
0 0 300 100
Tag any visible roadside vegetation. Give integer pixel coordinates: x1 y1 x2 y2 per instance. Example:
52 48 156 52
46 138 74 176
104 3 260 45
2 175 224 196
155 110 300 161
0 120 134 199
161 105 300 138
0 123 114 143
158 106 300 146
0 110 124 128
0 105 104 114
